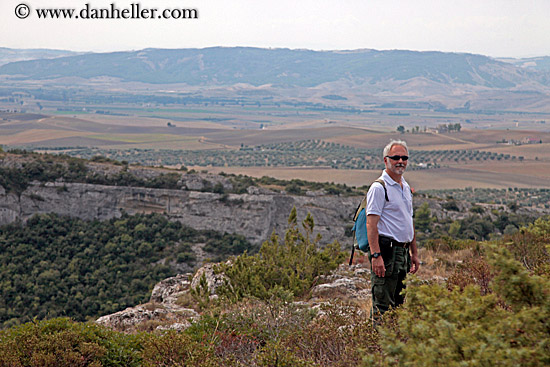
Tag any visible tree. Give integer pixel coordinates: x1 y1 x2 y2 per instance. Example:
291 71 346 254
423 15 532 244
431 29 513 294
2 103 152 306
415 202 432 233
397 125 405 134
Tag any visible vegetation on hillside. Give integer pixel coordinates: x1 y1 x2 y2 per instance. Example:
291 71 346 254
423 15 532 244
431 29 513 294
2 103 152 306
0 150 181 195
223 173 363 196
423 187 550 209
413 199 541 243
35 140 518 171
0 214 548 366
0 213 256 328
0 150 368 197
3 150 546 207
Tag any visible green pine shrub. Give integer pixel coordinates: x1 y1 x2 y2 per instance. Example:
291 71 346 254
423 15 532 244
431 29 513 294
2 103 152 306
371 244 550 367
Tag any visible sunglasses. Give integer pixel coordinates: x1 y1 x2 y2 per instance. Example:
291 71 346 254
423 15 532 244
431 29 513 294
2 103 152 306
385 155 409 161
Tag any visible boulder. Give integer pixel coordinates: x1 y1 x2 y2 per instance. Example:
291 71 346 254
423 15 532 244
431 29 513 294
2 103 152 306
95 304 198 332
150 273 192 306
310 264 371 301
190 263 227 296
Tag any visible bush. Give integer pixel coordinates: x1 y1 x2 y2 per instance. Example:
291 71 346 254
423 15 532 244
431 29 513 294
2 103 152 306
216 208 345 303
0 318 141 367
505 216 550 274
372 244 550 367
139 331 219 367
446 253 493 296
284 303 380 366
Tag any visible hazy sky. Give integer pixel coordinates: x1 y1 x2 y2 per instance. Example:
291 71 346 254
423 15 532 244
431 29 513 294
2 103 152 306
2 0 550 58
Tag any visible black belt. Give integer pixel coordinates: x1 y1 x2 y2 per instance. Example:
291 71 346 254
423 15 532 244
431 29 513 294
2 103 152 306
379 236 410 248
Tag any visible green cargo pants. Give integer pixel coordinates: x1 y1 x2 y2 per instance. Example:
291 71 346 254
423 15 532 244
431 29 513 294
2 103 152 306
368 236 411 320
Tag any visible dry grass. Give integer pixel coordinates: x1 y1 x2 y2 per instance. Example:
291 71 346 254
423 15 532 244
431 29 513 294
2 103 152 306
326 131 466 149
203 163 550 190
349 247 471 285
418 247 474 281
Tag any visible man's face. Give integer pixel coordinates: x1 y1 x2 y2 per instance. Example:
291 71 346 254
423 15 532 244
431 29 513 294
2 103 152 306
384 144 408 176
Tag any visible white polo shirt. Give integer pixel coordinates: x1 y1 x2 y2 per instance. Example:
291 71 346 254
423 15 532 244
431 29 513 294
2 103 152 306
366 170 414 243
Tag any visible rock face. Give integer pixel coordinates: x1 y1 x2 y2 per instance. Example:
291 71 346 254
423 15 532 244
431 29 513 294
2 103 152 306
0 180 360 245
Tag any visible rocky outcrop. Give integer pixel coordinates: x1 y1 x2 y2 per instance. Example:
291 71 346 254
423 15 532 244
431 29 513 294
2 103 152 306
310 264 371 302
96 272 200 332
150 273 193 307
190 263 227 297
96 261 373 332
95 303 198 332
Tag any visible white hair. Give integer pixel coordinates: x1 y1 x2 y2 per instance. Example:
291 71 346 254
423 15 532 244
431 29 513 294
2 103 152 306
383 140 408 158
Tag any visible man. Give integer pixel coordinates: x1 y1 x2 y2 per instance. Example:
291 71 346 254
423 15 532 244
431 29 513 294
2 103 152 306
366 140 420 319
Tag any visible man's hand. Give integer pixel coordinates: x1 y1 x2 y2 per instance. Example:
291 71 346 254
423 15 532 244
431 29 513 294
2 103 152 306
372 256 386 277
409 254 420 274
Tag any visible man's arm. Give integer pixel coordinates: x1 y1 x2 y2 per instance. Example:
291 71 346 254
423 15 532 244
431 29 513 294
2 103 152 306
409 229 420 274
366 214 386 277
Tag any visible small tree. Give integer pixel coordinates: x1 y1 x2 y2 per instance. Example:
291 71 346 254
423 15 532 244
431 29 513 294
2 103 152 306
216 208 345 303
414 202 432 233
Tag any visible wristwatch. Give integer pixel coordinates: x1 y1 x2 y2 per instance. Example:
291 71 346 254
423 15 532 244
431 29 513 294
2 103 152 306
372 252 381 258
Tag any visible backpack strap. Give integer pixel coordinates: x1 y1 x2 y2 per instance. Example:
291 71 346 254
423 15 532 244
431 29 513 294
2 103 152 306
373 178 389 202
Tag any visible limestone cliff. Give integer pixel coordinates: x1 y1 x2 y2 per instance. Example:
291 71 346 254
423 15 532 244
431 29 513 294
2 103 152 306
0 180 359 246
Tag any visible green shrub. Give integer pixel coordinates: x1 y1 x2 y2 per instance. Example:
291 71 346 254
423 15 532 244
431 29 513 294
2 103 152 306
505 216 550 274
216 208 345 303
0 318 141 367
371 245 550 367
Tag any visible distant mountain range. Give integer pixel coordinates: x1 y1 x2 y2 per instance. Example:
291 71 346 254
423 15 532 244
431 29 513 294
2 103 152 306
498 56 550 72
0 47 82 66
2 47 550 113
1 47 550 89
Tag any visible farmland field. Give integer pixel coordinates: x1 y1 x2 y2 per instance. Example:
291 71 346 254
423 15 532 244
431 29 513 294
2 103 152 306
199 164 550 191
1 101 549 191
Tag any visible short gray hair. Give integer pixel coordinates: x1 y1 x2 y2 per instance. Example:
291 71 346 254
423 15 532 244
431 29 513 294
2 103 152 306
383 140 408 158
